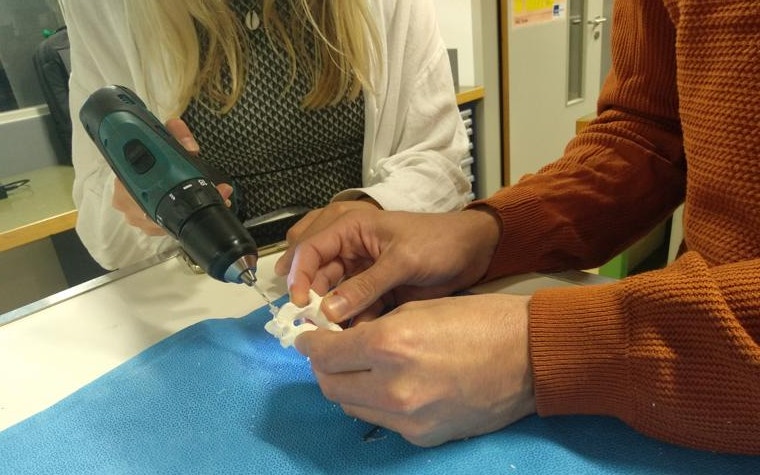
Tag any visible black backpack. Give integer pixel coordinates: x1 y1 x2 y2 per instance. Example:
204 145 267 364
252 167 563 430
33 26 72 166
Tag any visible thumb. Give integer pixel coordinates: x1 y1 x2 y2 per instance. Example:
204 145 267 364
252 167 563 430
320 256 405 321
165 118 199 154
216 183 234 200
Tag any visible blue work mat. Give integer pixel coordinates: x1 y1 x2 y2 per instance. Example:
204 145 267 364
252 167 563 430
1 296 757 474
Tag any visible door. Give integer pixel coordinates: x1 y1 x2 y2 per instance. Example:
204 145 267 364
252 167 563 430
504 0 606 183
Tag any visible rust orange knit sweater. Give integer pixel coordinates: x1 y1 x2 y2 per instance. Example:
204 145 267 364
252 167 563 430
478 1 759 454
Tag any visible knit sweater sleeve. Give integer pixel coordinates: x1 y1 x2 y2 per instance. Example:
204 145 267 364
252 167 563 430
530 252 760 454
470 0 685 278
467 0 760 454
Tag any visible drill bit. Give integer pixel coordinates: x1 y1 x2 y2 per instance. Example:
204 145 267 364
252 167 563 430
251 282 279 317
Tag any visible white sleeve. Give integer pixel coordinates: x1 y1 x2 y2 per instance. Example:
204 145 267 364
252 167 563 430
64 0 176 270
334 0 471 213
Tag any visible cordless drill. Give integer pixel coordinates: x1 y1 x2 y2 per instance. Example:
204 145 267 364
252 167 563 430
79 85 259 286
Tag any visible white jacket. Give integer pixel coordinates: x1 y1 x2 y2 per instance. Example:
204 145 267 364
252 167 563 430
61 0 471 270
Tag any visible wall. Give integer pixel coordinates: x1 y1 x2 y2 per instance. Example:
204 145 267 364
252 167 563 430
0 0 65 109
434 0 503 198
433 0 475 87
0 105 69 313
507 1 605 182
469 0 503 197
0 105 63 176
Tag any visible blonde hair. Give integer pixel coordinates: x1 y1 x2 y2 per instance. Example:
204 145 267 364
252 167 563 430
125 0 381 115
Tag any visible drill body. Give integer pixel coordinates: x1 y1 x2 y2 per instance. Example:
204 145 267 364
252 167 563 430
79 85 259 285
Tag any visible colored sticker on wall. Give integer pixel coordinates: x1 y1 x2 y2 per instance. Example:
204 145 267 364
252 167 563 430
513 0 566 27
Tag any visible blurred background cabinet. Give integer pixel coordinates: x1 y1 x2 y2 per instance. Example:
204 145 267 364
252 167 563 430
456 85 484 202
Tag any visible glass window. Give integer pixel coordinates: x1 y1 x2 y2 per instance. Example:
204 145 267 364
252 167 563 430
0 0 64 112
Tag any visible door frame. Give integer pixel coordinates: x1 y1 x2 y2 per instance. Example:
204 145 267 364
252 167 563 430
498 0 511 186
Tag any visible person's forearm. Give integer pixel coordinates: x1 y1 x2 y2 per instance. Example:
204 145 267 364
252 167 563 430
469 0 685 281
529 252 760 455
343 0 471 214
74 174 174 270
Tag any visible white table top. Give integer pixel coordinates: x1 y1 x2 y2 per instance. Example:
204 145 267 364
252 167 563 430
0 250 609 432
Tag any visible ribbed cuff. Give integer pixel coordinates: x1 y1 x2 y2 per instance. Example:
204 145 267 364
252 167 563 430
467 187 550 279
529 281 633 421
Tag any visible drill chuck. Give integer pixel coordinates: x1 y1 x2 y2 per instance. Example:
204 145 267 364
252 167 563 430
80 85 259 284
177 204 259 284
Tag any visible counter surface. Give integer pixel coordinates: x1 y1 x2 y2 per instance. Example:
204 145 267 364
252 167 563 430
0 165 77 252
0 249 605 432
0 252 286 430
455 85 484 105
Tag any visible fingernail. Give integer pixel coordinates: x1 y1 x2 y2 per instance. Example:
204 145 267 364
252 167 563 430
323 293 349 319
180 136 199 153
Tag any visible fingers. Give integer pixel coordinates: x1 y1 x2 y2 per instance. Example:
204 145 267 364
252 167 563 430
285 209 319 246
274 210 320 276
296 329 435 446
275 209 322 275
274 244 299 277
283 228 346 304
165 118 199 154
339 403 440 447
279 206 406 320
128 213 165 236
216 183 233 208
286 259 345 307
288 202 376 246
347 299 387 326
164 118 234 212
319 255 407 321
275 202 378 276
112 178 165 235
273 252 291 277
294 327 371 373
216 183 233 200
285 245 402 322
286 271 313 307
274 213 321 275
